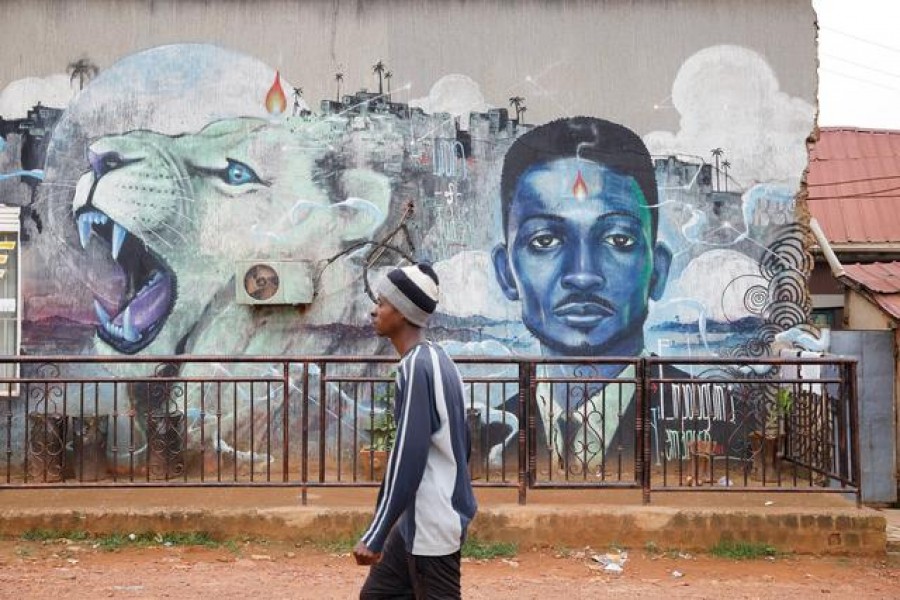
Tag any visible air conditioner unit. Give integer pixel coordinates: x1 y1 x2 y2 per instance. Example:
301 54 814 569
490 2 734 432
234 260 314 305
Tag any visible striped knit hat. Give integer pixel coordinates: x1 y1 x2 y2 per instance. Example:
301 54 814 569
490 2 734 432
375 263 440 327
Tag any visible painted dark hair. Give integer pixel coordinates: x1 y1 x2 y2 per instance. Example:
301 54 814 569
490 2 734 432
499 116 659 241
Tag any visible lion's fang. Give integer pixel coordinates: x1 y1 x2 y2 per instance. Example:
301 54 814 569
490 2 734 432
77 211 109 249
111 223 127 260
122 306 139 342
93 298 110 325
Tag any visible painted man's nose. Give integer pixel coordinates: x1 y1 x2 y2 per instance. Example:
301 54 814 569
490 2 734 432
561 270 605 290
561 245 604 289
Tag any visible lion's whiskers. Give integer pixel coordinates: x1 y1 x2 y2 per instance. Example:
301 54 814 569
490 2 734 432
158 220 189 244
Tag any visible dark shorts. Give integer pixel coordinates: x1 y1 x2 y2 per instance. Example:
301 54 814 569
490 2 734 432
360 527 461 600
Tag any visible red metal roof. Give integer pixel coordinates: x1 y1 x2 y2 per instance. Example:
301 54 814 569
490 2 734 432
807 128 900 244
841 261 900 319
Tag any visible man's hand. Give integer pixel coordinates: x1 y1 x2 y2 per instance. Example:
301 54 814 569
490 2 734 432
353 540 382 566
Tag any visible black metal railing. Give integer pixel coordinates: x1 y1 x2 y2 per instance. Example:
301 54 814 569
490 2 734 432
0 354 860 504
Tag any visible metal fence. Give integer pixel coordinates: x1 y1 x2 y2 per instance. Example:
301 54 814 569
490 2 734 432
0 354 860 504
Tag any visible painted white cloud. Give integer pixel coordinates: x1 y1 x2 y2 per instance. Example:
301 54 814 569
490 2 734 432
433 250 519 321
0 74 72 118
643 45 815 187
410 74 490 127
652 249 766 324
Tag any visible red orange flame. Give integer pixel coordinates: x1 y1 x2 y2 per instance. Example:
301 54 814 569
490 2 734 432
572 170 588 200
265 71 287 115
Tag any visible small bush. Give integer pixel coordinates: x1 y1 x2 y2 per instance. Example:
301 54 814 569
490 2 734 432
19 529 219 551
709 540 777 560
461 538 517 560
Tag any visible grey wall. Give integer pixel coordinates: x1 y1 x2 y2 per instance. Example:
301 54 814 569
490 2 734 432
0 0 817 131
831 330 897 504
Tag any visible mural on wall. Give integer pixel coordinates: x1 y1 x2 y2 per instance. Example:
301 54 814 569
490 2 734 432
0 41 821 474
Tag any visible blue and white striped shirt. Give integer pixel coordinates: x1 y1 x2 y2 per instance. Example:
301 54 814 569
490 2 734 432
361 341 477 555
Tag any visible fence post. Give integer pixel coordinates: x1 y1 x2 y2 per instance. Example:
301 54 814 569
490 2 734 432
848 360 862 507
318 361 327 484
637 358 650 505
517 360 531 505
283 361 291 483
301 361 310 506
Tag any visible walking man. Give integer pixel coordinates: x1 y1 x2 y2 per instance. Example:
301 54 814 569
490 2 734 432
355 262 478 600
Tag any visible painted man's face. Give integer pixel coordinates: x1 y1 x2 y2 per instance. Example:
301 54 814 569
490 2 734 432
492 158 671 356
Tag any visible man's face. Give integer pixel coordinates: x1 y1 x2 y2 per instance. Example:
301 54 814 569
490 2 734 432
370 296 406 338
492 158 671 356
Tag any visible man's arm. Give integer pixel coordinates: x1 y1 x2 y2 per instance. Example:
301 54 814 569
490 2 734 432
358 350 436 553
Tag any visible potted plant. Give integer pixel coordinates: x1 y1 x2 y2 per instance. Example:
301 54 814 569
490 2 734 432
750 386 793 478
359 381 397 481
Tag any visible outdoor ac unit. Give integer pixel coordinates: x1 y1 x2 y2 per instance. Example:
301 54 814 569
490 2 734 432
234 260 314 305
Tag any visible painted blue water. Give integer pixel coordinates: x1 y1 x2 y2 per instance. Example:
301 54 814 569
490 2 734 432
0 169 44 181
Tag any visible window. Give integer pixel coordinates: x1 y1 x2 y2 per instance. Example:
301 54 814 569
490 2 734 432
0 206 20 395
810 309 836 329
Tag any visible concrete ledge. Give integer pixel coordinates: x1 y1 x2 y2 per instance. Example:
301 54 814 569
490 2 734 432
470 505 886 555
0 504 886 556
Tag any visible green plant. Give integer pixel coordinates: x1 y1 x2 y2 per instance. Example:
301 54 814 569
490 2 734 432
368 410 396 452
775 387 794 415
364 377 397 452
644 540 660 555
20 528 88 542
709 540 778 560
19 529 220 551
461 538 518 559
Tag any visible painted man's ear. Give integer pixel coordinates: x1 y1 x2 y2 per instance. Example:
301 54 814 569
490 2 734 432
491 243 520 301
649 242 672 301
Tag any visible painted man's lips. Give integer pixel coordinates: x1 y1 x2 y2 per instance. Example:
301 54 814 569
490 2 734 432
553 296 615 317
553 296 615 327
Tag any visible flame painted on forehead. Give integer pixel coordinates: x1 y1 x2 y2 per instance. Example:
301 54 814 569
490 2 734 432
572 170 588 200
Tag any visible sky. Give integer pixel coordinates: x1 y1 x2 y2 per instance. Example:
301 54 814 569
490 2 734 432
815 0 900 129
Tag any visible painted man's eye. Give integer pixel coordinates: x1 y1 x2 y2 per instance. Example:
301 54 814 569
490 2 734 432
605 233 636 248
529 233 562 250
223 159 261 186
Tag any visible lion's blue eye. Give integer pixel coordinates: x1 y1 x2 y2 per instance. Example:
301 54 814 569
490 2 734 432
223 159 261 186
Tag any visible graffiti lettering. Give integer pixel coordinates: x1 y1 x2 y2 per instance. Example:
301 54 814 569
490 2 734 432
436 181 463 205
660 383 732 424
432 138 467 179
664 428 713 461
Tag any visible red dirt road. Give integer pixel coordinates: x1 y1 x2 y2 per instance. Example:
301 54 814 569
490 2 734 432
0 538 898 600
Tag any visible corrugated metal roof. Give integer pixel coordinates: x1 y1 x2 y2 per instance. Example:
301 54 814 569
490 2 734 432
843 261 900 293
807 128 900 244
871 295 900 321
841 261 900 319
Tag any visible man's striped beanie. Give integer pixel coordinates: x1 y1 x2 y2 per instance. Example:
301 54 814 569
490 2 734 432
375 263 440 327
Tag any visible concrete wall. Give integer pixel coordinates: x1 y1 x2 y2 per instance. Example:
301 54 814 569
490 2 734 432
0 0 822 469
845 290 895 330
841 291 900 502
0 0 816 133
831 330 897 504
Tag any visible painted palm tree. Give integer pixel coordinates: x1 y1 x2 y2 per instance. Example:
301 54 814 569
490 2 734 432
67 58 99 91
335 72 344 102
710 147 725 191
384 71 393 100
292 87 303 116
722 159 731 192
509 96 525 121
518 105 527 125
373 60 386 95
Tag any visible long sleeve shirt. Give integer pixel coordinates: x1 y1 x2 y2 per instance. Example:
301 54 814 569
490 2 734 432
360 341 477 556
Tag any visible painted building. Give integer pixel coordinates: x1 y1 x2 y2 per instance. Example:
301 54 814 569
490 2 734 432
0 0 821 470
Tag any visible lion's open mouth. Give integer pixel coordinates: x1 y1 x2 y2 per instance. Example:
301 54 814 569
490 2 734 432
76 208 176 354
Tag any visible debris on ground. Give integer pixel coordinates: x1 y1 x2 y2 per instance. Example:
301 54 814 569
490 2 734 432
590 550 628 573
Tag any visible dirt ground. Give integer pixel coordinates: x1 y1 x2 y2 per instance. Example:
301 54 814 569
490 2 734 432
0 537 898 600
